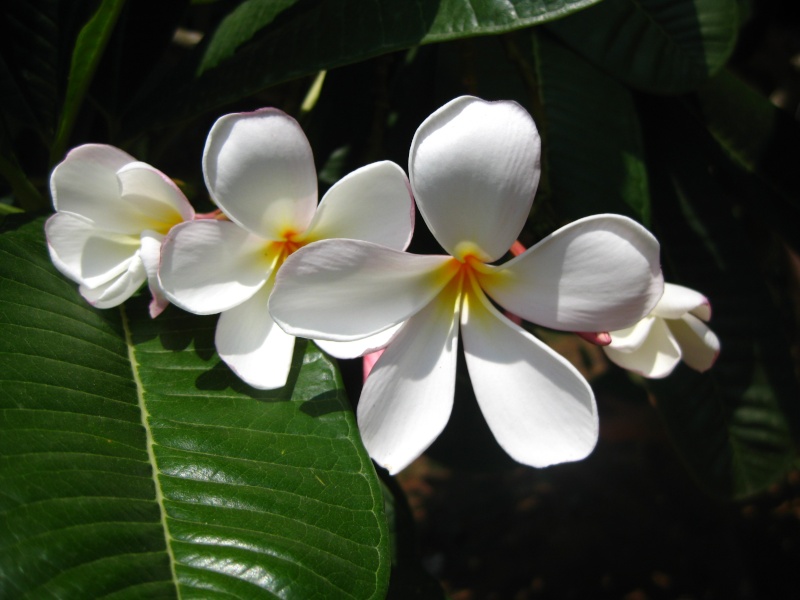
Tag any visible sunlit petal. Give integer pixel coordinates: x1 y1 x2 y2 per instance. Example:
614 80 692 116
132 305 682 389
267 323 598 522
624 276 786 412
117 162 194 228
45 212 139 288
314 323 403 359
603 317 681 378
303 161 414 250
79 252 147 308
481 214 663 331
357 289 460 474
203 109 317 239
215 284 296 390
668 314 720 372
159 220 270 315
461 281 598 467
409 96 540 262
653 283 711 321
606 317 657 352
270 239 457 340
50 144 146 233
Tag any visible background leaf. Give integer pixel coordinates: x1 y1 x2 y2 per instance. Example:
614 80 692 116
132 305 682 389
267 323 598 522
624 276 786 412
199 0 300 72
547 0 739 93
0 217 390 598
125 0 604 134
642 98 799 499
50 0 126 163
690 69 800 251
533 31 651 223
0 0 63 144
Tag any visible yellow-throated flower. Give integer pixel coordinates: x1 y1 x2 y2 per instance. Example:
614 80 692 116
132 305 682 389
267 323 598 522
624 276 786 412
158 108 413 389
270 96 664 473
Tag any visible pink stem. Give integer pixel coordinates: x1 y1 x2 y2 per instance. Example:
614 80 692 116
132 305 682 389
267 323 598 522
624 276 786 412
576 331 612 346
194 209 225 220
363 349 385 381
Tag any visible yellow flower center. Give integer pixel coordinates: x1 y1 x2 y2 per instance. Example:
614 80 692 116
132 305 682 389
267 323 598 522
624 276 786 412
437 253 494 315
263 229 306 274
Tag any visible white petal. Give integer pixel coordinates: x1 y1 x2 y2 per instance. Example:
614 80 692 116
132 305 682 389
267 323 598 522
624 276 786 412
606 317 657 352
603 317 681 378
79 252 147 308
216 284 295 390
45 212 139 288
461 281 598 468
117 162 194 228
303 161 414 250
159 220 269 315
481 214 663 332
50 144 161 234
270 239 457 341
668 314 720 373
357 289 460 474
203 109 317 239
314 323 403 359
653 283 711 321
409 96 540 262
140 230 169 318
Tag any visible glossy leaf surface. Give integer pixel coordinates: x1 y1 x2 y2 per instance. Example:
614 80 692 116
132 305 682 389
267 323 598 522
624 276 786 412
0 217 390 598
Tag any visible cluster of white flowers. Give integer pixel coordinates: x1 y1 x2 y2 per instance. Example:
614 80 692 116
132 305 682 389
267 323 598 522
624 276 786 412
47 96 720 473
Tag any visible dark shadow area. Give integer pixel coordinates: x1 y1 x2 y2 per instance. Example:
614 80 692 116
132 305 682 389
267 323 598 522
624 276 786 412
299 388 348 417
401 418 800 600
158 309 214 358
194 338 307 402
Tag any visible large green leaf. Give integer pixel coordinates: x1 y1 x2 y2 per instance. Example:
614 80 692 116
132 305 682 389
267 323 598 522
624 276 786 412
0 217 390 598
125 0 603 134
532 32 650 224
547 0 739 93
643 100 799 499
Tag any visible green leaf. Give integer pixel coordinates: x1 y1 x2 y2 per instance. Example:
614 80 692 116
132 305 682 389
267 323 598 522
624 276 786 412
533 32 650 224
126 0 604 133
547 0 739 93
0 217 390 598
50 0 126 164
199 0 301 72
690 70 800 183
643 100 799 499
0 153 45 211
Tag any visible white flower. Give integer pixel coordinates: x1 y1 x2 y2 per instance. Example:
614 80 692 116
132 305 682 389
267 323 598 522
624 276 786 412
603 283 720 378
158 108 414 390
269 96 664 474
46 144 194 317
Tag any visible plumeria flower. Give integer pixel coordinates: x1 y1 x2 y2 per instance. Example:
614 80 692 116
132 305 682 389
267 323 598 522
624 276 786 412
158 108 414 390
603 283 720 378
46 144 194 317
270 96 664 474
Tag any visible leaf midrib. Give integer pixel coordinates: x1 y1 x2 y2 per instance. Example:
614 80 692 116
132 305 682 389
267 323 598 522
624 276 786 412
120 303 181 599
